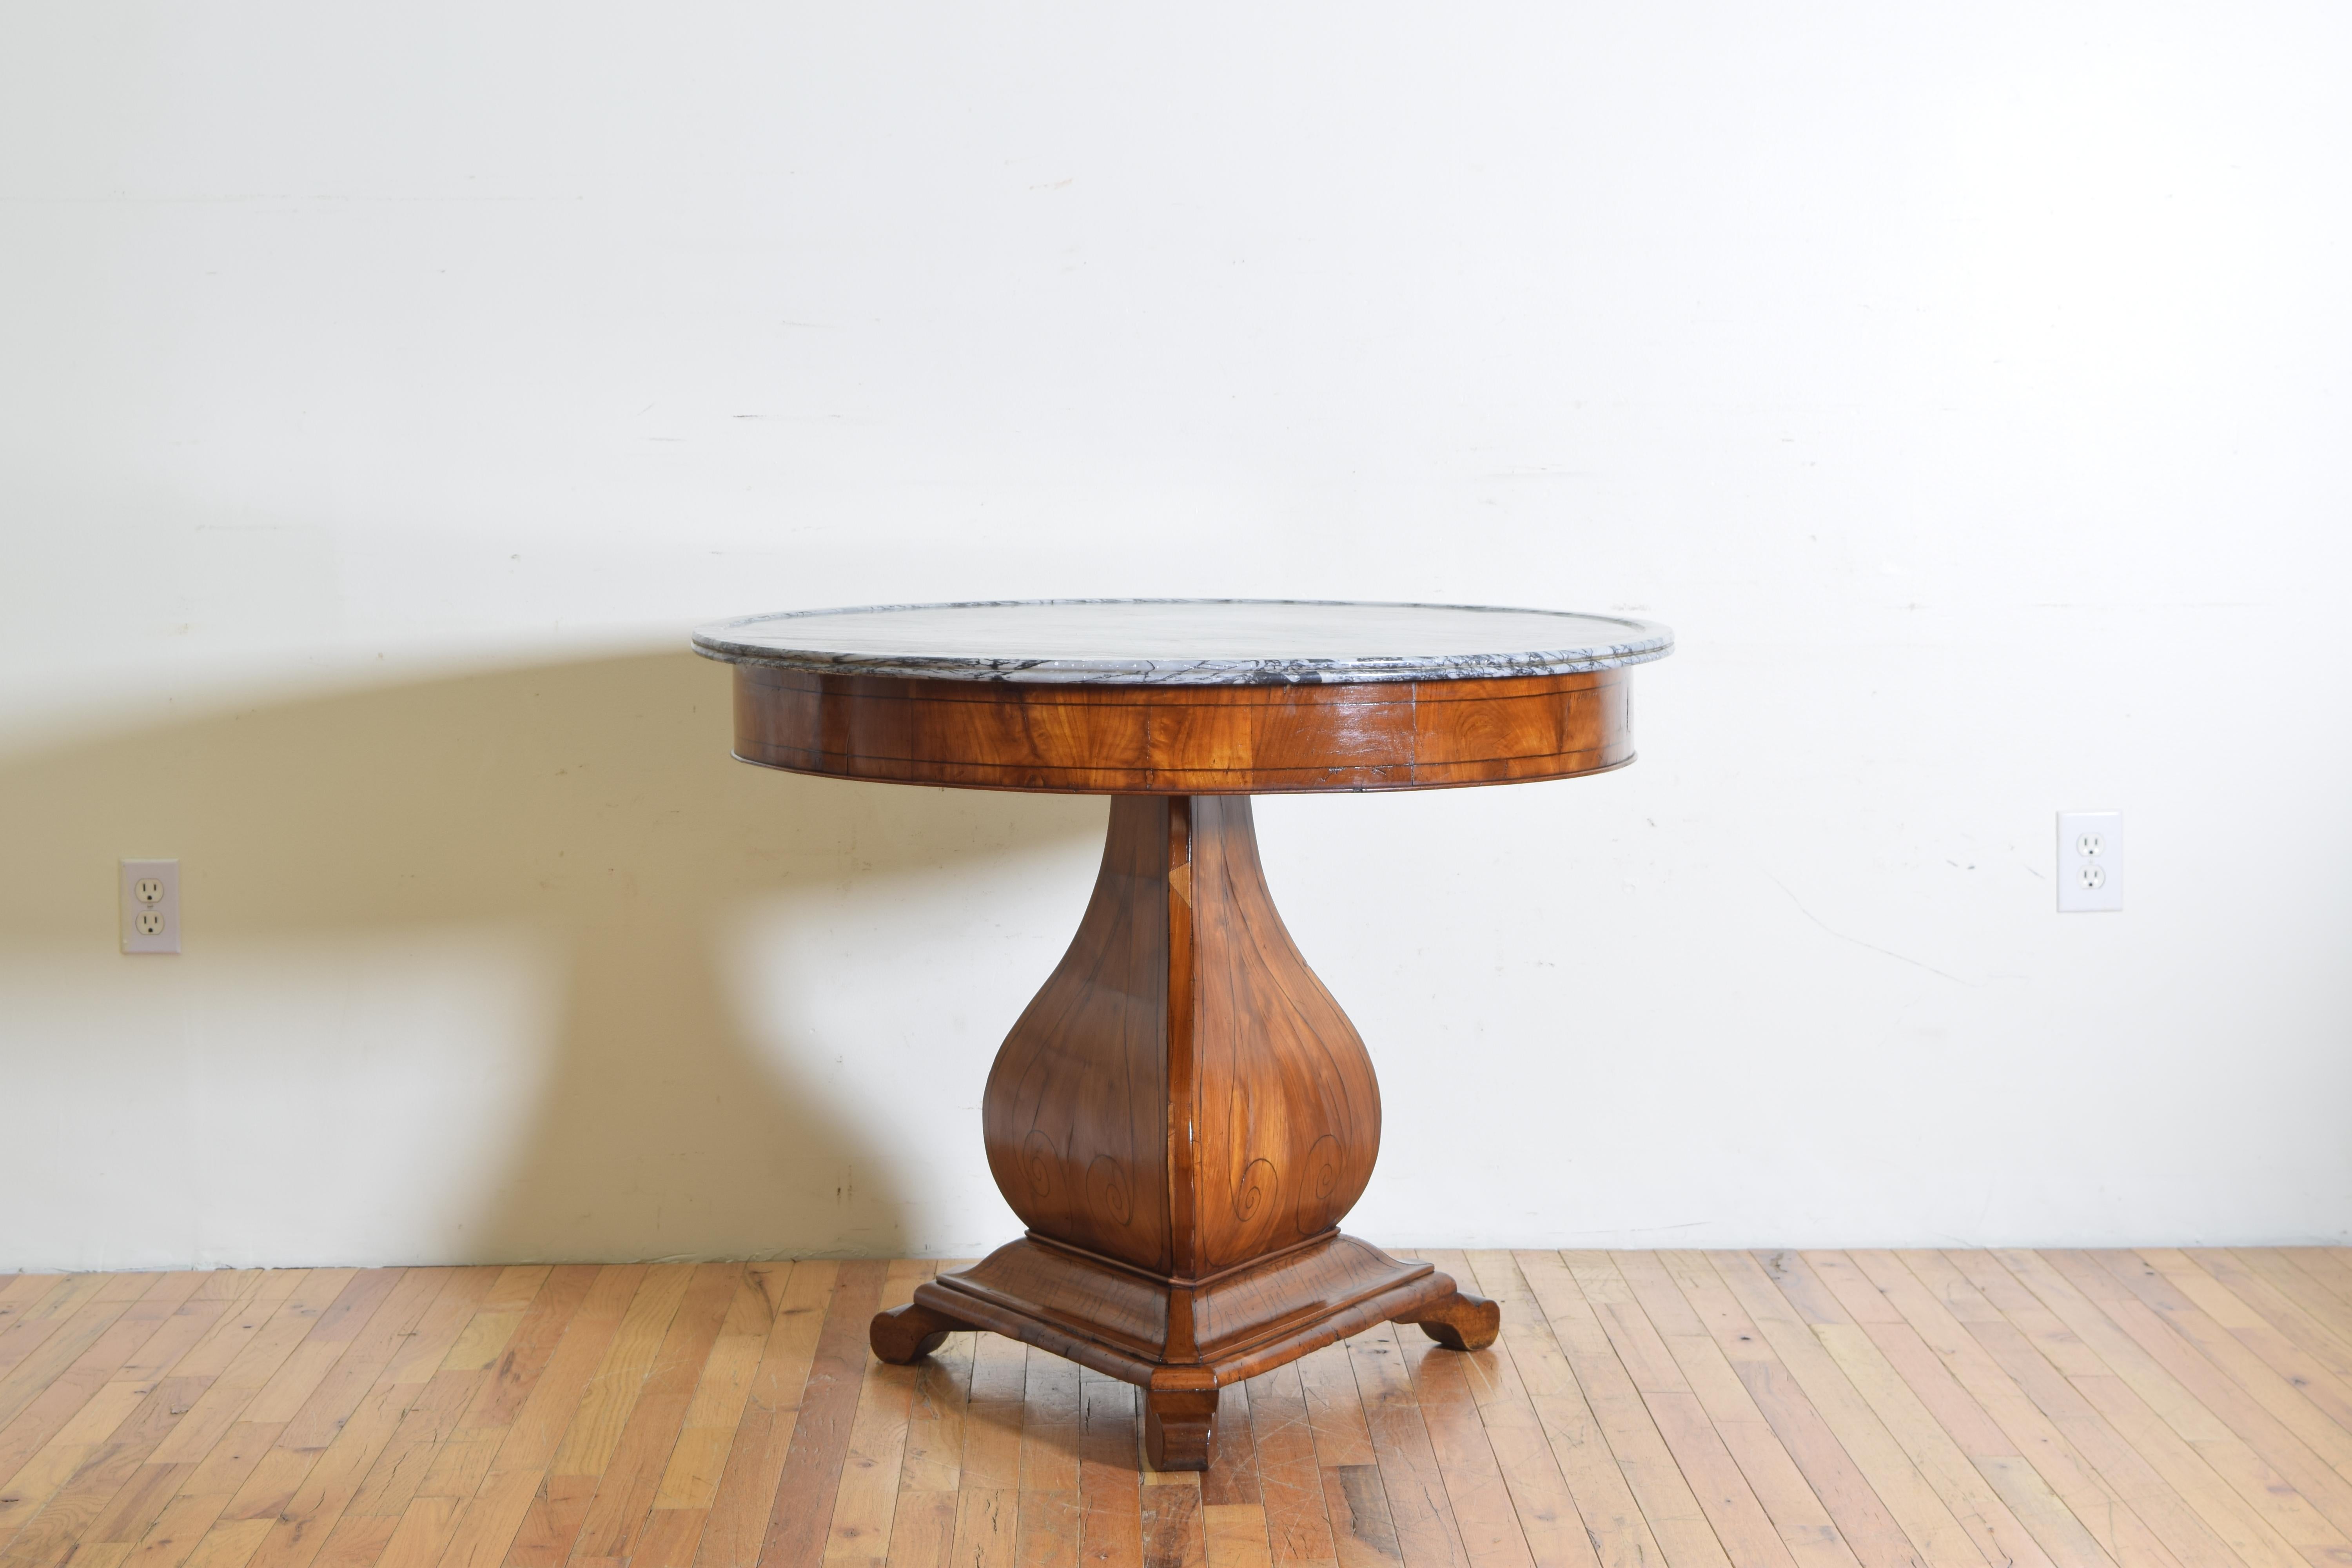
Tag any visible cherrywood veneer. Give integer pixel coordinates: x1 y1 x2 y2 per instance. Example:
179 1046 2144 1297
730 665 1631 793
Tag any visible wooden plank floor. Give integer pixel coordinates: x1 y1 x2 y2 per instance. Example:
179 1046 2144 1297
3 1252 2350 1568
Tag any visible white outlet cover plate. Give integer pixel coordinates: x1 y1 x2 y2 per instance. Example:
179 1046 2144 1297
2056 811 2122 913
121 858 181 953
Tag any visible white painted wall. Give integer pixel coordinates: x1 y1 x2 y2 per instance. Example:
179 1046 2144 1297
2 1 2347 1270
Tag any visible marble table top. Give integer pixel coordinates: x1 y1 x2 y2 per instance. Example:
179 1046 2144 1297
692 599 1672 685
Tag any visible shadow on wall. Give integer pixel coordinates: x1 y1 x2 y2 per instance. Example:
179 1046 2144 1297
0 650 1104 1265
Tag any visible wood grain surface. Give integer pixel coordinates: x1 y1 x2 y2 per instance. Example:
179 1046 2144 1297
978 797 1378 1278
729 668 1633 794
877 797 1492 1469
4 1250 2348 1568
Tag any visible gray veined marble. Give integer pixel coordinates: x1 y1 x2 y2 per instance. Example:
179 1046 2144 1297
691 599 1673 685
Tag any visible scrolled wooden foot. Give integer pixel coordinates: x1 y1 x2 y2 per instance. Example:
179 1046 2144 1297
1401 1284 1501 1351
1143 1381 1220 1471
869 1301 971 1365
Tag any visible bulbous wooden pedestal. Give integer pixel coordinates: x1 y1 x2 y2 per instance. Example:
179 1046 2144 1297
868 794 1497 1468
696 599 1669 1470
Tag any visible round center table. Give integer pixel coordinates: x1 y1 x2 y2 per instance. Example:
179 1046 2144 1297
691 598 1672 1469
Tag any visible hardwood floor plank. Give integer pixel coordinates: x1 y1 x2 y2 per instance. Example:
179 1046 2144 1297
1465 1253 1650 1568
0 1278 118 1389
0 1276 209 1538
297 1512 396 1568
114 1277 269 1398
0 1282 153 1440
2109 1252 2352 1474
1846 1252 2187 1568
0 1281 69 1324
430 1470 540 1568
233 1269 454 1521
267 1269 616 1568
1292 1343 1397 1568
1657 1247 1933 1568
2196 1252 2352 1385
1 1278 278 1567
1758 1253 2066 1568
240 1270 530 1568
755 1260 887 1568
1020 1354 1083 1499
694 1263 833 1568
959 1333 1026 1498
545 1267 696 1483
1201 1378 1261 1510
818 1288 923 1568
1707 1253 1984 1568
122 1491 236 1568
1013 1349 1083 1568
15 1422 186 1551
621 1506 706 1568
151 1274 366 1468
1236 1362 1338 1568
2284 1255 2352 1325
1402 1339 1543 1568
1942 1250 2310 1568
1796 1253 2109 1568
1420 1249 1597 1568
883 1490 957 1568
1203 1504 1272 1568
1347 1323 1477 1568
273 1421 413 1563
239 1272 415 1431
463 1269 600 1435
1382 1265 1538 1568
181 1420 284 1508
349 1371 484 1521
951 1488 1016 1568
0 1275 203 1487
898 1329 972 1499
1900 1251 2250 1568
1570 1252 1805 1568
567 1262 741 1558
87 1463 198 1548
1292 1345 1374 1474
181 1516 272 1568
2027 1252 2352 1546
1014 1487 1080 1568
1140 1471 1205 1568
1078 1375 1142 1568
378 1495 465 1568
2225 1253 2352 1362
0 1255 2346 1568
1517 1251 1734 1568
58 1277 356 1567
503 1476 595 1568
652 1307 766 1511
0 1443 103 1551
1608 1251 1859 1568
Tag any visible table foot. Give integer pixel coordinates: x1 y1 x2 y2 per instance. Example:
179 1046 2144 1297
1144 1378 1220 1471
869 1300 976 1365
1399 1287 1503 1351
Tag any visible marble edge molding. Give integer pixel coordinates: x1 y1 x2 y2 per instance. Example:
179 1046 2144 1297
688 597 1675 686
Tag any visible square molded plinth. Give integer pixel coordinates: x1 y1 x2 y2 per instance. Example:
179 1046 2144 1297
917 1230 1452 1386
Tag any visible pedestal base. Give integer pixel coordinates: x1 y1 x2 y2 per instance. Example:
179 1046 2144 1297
869 793 1502 1469
870 1230 1498 1468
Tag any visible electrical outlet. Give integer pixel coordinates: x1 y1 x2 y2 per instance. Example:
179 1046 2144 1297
2056 812 2121 913
121 858 180 953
